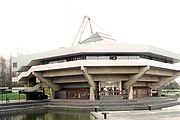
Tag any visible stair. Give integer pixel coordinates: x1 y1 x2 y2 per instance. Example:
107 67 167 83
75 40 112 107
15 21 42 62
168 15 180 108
0 97 179 113
48 99 145 111
100 96 123 100
26 84 41 92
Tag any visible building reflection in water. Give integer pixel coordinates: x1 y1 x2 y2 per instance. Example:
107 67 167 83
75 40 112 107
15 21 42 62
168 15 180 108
0 110 95 120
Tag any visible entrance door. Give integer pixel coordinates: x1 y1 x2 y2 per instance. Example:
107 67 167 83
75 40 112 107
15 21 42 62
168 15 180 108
100 81 119 96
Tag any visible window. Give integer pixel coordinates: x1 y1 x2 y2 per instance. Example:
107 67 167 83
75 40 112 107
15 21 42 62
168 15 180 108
109 56 117 60
13 62 17 68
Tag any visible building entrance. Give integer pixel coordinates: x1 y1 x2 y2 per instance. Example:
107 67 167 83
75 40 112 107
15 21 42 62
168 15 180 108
100 81 120 96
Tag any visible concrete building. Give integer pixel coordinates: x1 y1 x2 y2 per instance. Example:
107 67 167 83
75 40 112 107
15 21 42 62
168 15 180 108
12 32 180 100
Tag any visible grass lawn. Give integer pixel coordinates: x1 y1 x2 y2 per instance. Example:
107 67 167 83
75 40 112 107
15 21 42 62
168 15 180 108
0 92 26 100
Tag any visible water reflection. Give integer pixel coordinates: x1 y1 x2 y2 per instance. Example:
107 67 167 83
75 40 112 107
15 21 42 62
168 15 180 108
0 110 95 120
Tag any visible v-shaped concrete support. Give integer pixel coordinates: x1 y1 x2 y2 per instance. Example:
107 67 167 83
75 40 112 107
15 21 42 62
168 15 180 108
33 72 61 91
124 66 150 90
124 66 150 100
147 72 180 89
81 66 96 100
81 66 96 90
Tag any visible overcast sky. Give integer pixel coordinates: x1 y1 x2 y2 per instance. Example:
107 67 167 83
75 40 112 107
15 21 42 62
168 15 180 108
1 0 180 81
0 0 180 56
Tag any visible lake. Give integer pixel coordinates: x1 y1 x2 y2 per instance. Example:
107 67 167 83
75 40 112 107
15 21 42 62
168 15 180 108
0 110 95 120
1 104 180 120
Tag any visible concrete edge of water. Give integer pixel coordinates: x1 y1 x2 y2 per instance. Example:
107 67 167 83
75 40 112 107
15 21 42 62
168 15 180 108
90 112 99 120
0 99 180 116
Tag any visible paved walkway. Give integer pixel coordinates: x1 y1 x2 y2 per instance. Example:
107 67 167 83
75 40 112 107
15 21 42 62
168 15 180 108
92 105 180 120
0 99 26 104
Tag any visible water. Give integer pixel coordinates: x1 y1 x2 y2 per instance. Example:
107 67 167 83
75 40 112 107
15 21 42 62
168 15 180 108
1 105 180 120
0 110 93 120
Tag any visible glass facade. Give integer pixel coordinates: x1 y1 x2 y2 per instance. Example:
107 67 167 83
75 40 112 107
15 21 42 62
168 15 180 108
100 81 120 96
44 55 140 65
43 54 172 65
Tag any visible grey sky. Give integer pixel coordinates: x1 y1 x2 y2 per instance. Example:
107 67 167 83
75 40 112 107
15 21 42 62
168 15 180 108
0 0 180 56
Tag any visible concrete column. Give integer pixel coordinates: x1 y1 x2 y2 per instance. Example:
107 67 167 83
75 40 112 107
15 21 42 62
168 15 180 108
81 66 96 101
118 81 122 95
33 72 61 91
147 72 180 89
90 87 95 101
50 88 55 99
128 86 133 100
124 66 150 90
157 88 162 97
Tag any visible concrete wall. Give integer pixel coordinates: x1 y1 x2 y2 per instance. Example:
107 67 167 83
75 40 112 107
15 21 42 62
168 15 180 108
62 83 90 89
56 91 66 99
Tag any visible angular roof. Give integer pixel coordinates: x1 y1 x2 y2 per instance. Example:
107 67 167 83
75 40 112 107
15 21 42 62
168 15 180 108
80 32 117 44
12 33 180 72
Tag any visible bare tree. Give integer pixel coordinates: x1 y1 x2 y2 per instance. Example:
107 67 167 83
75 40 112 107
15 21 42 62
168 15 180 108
0 55 12 88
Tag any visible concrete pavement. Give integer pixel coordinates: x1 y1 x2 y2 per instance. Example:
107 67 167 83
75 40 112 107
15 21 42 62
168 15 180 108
0 99 26 104
92 105 180 120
